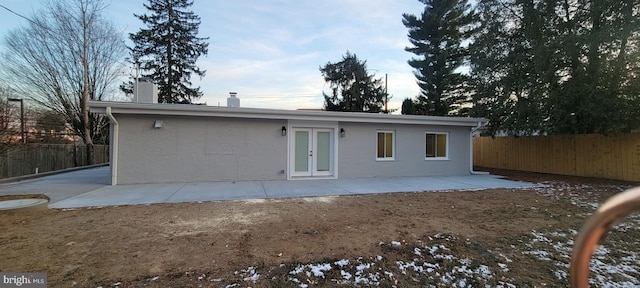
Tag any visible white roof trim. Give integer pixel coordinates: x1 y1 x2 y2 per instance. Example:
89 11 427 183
89 101 487 127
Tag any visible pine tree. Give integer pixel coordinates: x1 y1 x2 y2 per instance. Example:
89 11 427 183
402 0 476 116
470 0 640 136
469 0 558 136
401 98 421 115
547 0 640 134
130 0 209 104
320 52 388 112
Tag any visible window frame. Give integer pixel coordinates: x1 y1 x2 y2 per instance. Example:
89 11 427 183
376 130 395 161
425 132 449 160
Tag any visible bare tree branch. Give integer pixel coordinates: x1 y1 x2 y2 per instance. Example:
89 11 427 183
1 0 125 163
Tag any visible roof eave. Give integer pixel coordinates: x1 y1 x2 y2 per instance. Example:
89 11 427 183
89 101 487 127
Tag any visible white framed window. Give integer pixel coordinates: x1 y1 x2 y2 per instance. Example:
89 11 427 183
425 132 448 160
376 130 395 160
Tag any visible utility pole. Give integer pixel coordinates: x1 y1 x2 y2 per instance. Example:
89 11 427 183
135 61 140 103
8 98 25 144
385 73 388 114
81 5 94 165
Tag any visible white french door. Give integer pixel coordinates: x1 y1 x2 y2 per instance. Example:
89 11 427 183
291 128 333 177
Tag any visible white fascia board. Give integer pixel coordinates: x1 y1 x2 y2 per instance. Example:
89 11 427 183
89 101 487 127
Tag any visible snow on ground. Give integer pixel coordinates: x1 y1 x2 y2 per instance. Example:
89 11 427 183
235 266 260 283
231 182 640 287
140 181 639 287
525 181 640 287
521 227 640 287
219 233 516 287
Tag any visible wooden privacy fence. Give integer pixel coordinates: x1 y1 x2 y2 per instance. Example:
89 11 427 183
0 144 109 179
473 134 640 182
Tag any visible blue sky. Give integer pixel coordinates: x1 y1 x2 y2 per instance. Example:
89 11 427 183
0 0 425 111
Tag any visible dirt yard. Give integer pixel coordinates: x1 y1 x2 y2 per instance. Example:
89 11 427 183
1 169 639 287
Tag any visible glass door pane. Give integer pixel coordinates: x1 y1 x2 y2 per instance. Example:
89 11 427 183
316 131 330 172
294 130 309 172
290 127 334 178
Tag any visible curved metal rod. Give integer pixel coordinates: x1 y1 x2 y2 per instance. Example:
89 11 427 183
570 186 640 287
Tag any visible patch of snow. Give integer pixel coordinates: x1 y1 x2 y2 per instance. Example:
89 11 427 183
239 266 260 283
499 253 513 263
497 281 517 288
340 270 352 280
523 228 640 287
554 269 567 280
356 263 371 271
335 259 349 267
522 249 552 261
290 265 305 275
308 263 331 278
476 265 492 278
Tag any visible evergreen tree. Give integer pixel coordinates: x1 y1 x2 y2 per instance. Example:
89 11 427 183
320 52 388 112
129 0 209 104
547 0 640 134
469 0 557 135
402 0 476 116
470 0 640 136
401 98 421 115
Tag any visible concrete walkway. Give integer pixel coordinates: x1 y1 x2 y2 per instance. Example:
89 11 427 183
0 166 535 209
0 167 110 204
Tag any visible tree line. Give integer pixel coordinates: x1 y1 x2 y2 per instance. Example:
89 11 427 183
471 0 640 136
327 0 639 136
399 0 640 136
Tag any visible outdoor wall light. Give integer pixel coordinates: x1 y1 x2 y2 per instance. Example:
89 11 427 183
154 120 163 129
282 126 287 136
340 128 346 137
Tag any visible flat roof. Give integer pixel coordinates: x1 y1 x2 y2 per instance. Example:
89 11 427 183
89 101 486 127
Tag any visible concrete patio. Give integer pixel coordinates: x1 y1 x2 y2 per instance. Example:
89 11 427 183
0 166 535 209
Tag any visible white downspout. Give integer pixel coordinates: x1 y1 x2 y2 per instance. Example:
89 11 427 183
470 121 489 175
106 107 119 185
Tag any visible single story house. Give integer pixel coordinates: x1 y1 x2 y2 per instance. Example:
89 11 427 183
89 101 486 185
